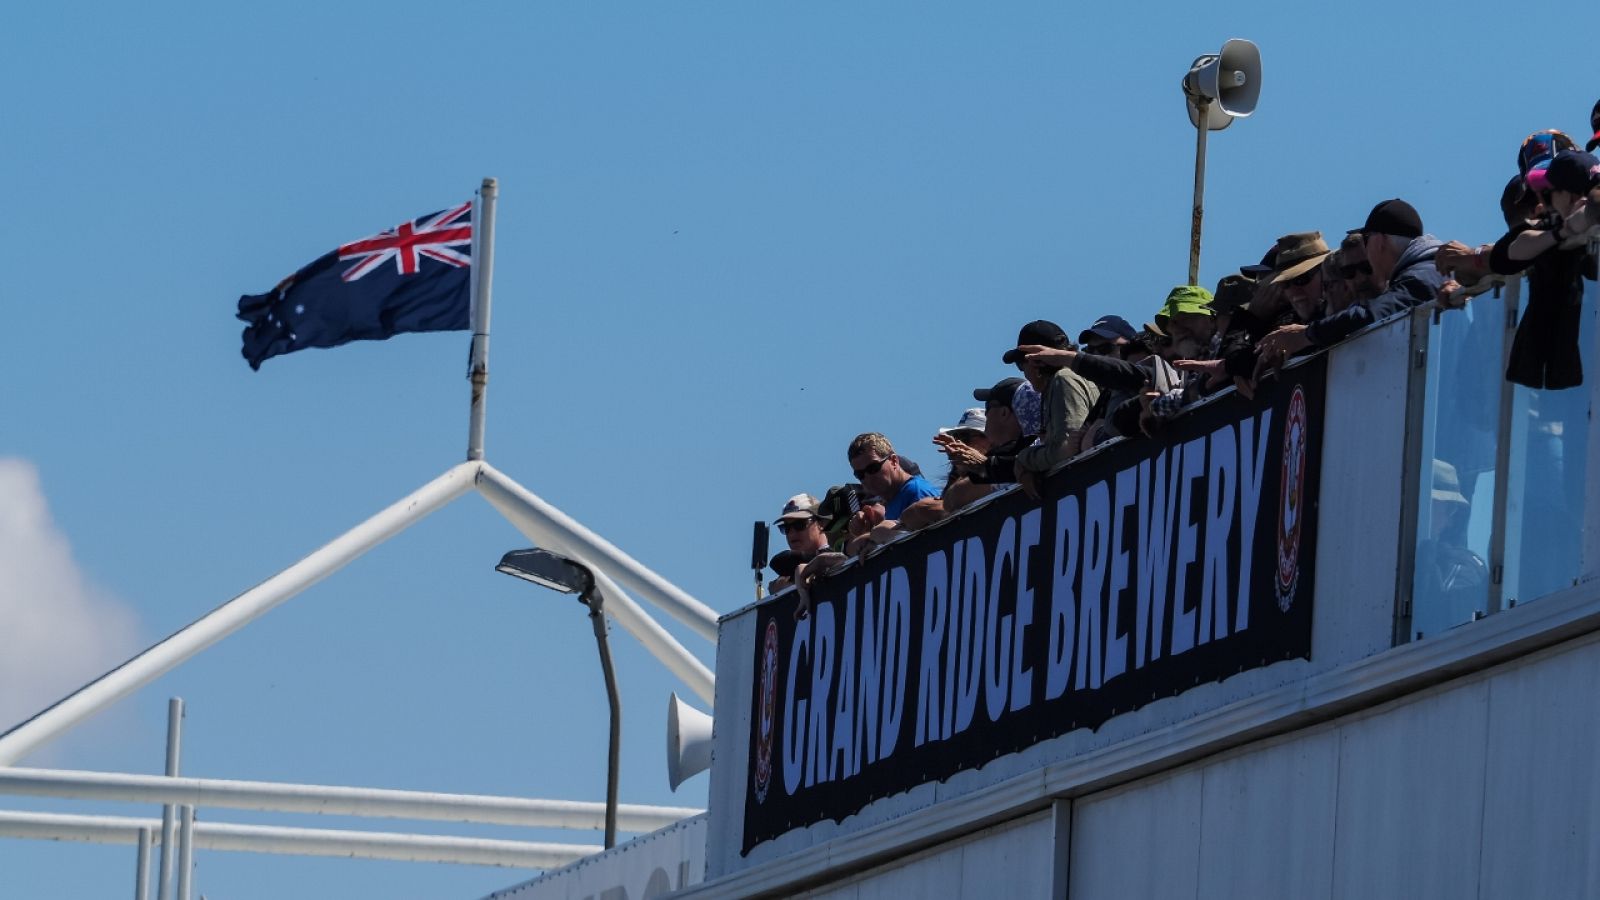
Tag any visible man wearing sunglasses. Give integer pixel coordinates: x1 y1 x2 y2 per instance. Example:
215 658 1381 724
1268 232 1331 324
843 433 941 548
1336 232 1381 305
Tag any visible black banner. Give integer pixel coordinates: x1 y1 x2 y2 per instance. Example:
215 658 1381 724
742 358 1327 852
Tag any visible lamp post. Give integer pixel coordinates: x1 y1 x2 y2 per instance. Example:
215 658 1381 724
496 548 620 850
1180 39 1262 285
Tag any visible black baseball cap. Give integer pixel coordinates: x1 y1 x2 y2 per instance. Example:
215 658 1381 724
1349 198 1423 240
973 376 1025 408
1546 150 1600 194
1001 319 1069 363
1211 274 1254 314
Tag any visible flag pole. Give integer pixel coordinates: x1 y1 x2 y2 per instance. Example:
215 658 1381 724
467 177 499 461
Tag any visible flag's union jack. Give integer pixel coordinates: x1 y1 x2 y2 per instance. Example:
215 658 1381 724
337 202 473 282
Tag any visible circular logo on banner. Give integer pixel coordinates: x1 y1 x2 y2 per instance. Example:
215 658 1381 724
1276 386 1309 611
753 618 780 804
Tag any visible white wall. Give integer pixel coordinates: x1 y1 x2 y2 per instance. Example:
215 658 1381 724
1070 629 1600 900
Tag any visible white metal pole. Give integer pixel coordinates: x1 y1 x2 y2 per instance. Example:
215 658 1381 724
0 767 700 831
175 806 195 900
134 826 152 900
467 177 498 462
156 698 182 900
474 469 715 703
0 463 481 766
0 810 602 869
474 463 719 641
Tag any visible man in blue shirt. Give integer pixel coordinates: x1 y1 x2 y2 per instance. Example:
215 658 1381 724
843 433 941 554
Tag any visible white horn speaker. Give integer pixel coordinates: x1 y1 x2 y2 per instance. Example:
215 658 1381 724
667 692 714 791
1182 38 1262 131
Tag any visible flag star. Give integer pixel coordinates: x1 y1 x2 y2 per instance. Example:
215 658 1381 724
294 304 305 315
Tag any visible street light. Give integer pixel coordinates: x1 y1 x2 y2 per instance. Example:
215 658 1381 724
496 548 621 850
1179 38 1262 285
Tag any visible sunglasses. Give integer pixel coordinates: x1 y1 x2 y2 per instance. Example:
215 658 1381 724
852 457 889 480
1287 268 1318 287
1339 261 1373 279
777 518 816 533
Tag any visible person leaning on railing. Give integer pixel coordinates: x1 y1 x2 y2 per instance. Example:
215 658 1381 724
1490 147 1600 390
1003 319 1100 498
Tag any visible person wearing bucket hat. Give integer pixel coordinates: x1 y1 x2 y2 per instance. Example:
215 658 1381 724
1491 149 1600 389
1160 285 1216 361
1269 232 1333 323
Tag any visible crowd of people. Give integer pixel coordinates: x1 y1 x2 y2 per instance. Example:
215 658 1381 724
765 103 1600 611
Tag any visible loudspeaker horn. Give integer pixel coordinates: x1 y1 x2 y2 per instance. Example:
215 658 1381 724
667 692 714 791
1182 38 1262 131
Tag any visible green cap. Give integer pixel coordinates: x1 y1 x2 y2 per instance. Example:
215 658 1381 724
1162 284 1215 319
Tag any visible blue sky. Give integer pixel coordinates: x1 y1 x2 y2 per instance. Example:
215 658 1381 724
2 2 1595 897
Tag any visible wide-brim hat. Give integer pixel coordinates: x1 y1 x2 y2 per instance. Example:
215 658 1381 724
1270 231 1333 284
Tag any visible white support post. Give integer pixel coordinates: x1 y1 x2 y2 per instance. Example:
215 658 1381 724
467 177 498 462
134 826 152 900
475 466 715 703
0 463 480 766
475 463 719 642
175 806 195 900
156 699 182 900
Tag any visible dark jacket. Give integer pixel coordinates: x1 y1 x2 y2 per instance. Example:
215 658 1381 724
1491 222 1597 389
1306 236 1445 347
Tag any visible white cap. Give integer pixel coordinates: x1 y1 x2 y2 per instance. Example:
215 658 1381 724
937 408 987 437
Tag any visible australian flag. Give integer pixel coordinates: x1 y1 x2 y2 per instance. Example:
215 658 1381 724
237 202 473 369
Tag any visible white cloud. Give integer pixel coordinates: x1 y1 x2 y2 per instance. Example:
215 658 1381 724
0 459 141 733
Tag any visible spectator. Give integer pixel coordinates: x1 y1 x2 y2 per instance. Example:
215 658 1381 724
1337 232 1382 305
774 494 830 557
1209 274 1253 346
1493 148 1600 389
931 408 993 510
934 377 1038 501
1589 98 1600 153
1160 285 1218 361
1320 250 1352 315
1269 232 1332 324
844 433 941 552
1413 460 1489 626
1003 320 1101 496
1258 199 1444 358
769 493 832 593
1078 314 1138 357
935 408 989 458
